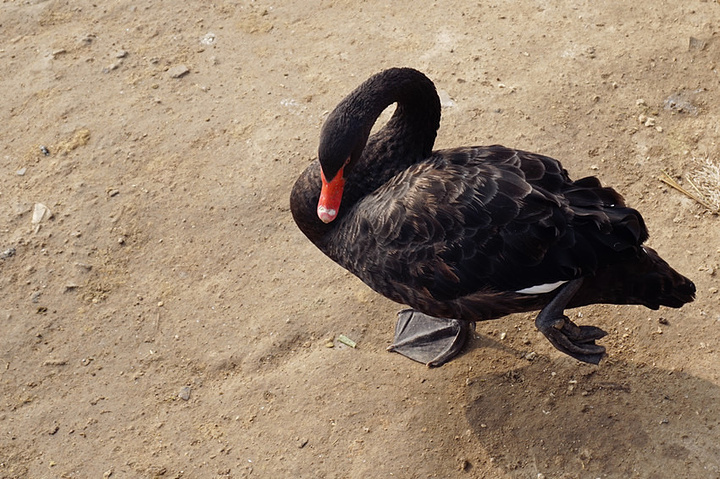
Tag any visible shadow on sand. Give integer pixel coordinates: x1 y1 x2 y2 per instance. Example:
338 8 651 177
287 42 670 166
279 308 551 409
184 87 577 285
465 348 720 478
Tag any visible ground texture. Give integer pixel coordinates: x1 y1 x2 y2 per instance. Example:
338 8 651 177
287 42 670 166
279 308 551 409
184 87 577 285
1 1 720 477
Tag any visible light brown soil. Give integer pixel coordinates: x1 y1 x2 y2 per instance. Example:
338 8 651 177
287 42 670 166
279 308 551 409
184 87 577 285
2 1 719 478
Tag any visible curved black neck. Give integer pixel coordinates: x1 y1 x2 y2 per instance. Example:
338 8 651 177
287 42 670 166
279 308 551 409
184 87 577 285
291 68 442 245
321 68 441 180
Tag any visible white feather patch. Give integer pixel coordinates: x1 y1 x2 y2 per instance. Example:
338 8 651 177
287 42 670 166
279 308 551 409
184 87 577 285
515 280 568 295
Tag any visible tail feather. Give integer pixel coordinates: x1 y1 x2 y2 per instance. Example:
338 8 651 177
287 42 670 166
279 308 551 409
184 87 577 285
570 246 695 309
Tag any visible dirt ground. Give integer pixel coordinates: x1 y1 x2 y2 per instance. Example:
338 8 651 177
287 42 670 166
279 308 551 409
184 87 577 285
2 0 720 477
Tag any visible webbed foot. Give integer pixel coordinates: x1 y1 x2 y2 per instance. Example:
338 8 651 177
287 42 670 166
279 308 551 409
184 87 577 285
387 309 472 367
535 278 607 365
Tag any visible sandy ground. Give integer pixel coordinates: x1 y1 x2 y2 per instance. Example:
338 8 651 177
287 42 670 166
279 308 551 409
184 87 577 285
2 1 720 477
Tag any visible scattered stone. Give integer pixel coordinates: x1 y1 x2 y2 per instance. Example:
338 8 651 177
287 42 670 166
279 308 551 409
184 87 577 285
40 145 50 156
115 50 128 58
103 62 121 73
1 248 15 259
16 167 26 176
688 36 707 51
659 317 670 325
178 386 192 401
297 437 309 448
168 65 190 78
32 203 53 224
525 351 537 361
200 33 216 45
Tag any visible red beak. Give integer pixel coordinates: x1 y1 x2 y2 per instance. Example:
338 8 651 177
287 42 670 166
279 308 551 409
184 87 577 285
317 166 346 223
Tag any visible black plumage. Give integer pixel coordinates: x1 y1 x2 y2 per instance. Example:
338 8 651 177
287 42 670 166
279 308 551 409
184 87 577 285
290 67 695 365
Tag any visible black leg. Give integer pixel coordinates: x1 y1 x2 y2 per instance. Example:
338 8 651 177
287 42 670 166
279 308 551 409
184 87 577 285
535 278 608 364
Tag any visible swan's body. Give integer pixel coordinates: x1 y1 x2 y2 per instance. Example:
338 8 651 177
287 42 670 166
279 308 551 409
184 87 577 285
291 68 695 366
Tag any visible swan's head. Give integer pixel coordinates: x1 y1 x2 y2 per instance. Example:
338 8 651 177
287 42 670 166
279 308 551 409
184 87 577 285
316 103 367 224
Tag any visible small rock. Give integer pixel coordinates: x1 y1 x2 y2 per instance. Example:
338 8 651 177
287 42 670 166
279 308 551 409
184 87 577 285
200 33 216 45
689 36 707 51
32 203 53 224
178 386 192 401
168 65 190 78
103 62 121 73
16 167 26 176
298 437 309 448
1 248 16 259
115 50 128 59
525 351 537 361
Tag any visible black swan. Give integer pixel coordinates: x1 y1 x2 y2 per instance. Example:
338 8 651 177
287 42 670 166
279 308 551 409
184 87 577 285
290 67 696 366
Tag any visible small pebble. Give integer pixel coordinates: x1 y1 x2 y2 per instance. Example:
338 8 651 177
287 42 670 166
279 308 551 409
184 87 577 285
103 62 121 73
168 65 190 78
16 167 26 176
200 33 216 45
298 437 309 448
32 203 52 224
178 386 192 401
